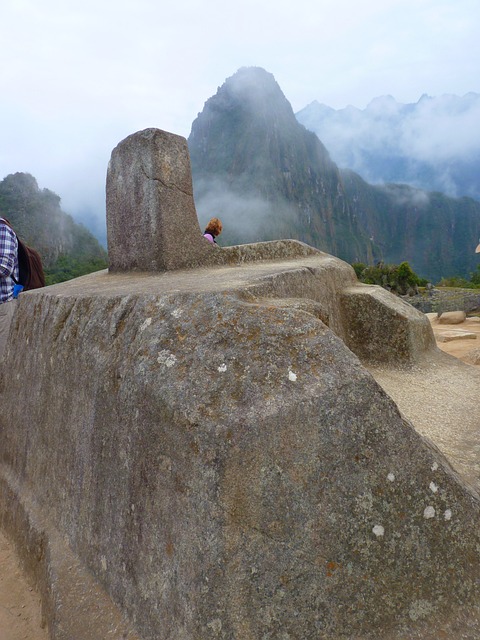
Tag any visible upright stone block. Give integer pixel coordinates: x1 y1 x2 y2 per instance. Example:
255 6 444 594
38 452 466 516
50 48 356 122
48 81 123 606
106 128 213 271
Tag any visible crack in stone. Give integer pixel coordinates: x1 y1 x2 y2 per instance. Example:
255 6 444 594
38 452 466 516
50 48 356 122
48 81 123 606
140 164 192 198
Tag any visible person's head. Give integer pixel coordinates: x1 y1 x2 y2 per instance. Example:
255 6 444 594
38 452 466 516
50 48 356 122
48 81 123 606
205 217 223 237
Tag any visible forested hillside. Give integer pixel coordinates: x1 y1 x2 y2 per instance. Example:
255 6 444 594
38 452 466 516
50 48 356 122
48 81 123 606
341 171 480 282
0 173 107 283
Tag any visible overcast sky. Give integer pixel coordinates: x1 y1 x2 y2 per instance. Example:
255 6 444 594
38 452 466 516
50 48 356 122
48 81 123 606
1 0 479 239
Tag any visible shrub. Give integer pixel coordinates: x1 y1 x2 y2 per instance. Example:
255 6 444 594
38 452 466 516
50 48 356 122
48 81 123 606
470 265 480 286
436 276 472 288
352 260 426 295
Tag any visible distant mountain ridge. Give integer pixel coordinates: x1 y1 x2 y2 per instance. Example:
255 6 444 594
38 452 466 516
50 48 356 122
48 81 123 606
296 93 480 202
188 67 480 281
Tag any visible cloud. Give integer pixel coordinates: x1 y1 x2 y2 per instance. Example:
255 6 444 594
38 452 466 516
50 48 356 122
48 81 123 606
381 184 430 209
399 94 480 161
193 177 283 244
1 0 479 241
297 93 480 199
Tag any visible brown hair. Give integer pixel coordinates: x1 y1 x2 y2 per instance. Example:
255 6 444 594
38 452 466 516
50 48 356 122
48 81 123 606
204 217 223 237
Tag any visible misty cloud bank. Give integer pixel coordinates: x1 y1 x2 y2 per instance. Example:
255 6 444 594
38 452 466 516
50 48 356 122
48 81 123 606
296 92 480 202
193 176 300 247
4 84 479 252
380 183 431 208
195 178 271 234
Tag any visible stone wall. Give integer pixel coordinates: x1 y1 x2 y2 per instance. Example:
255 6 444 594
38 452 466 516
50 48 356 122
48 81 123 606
403 288 480 314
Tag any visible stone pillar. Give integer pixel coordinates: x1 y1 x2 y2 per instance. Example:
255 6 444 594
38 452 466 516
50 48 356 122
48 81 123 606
106 128 213 271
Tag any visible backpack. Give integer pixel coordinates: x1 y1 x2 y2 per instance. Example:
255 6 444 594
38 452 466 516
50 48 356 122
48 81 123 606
0 218 46 291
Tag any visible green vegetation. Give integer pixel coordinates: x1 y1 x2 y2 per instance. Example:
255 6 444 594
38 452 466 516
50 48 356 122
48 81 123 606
44 255 108 285
353 260 480 294
435 276 472 288
352 261 428 295
436 263 480 289
472 265 480 286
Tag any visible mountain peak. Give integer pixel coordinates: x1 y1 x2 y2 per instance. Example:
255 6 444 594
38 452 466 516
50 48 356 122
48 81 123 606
297 100 335 118
207 66 292 119
366 95 400 115
224 66 278 92
188 68 370 258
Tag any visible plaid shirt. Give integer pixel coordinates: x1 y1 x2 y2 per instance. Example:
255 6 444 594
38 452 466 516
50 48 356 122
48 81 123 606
0 220 19 303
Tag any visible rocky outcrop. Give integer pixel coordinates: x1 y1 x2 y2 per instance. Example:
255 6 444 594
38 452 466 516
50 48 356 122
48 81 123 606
1 256 480 639
466 348 480 364
438 310 467 324
1 128 480 639
436 330 477 342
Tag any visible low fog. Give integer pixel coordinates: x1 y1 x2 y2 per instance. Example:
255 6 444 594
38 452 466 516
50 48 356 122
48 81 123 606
194 175 300 246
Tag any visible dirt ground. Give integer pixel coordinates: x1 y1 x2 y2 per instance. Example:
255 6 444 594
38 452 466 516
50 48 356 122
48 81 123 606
366 312 480 495
0 531 47 640
0 312 478 640
428 314 480 365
